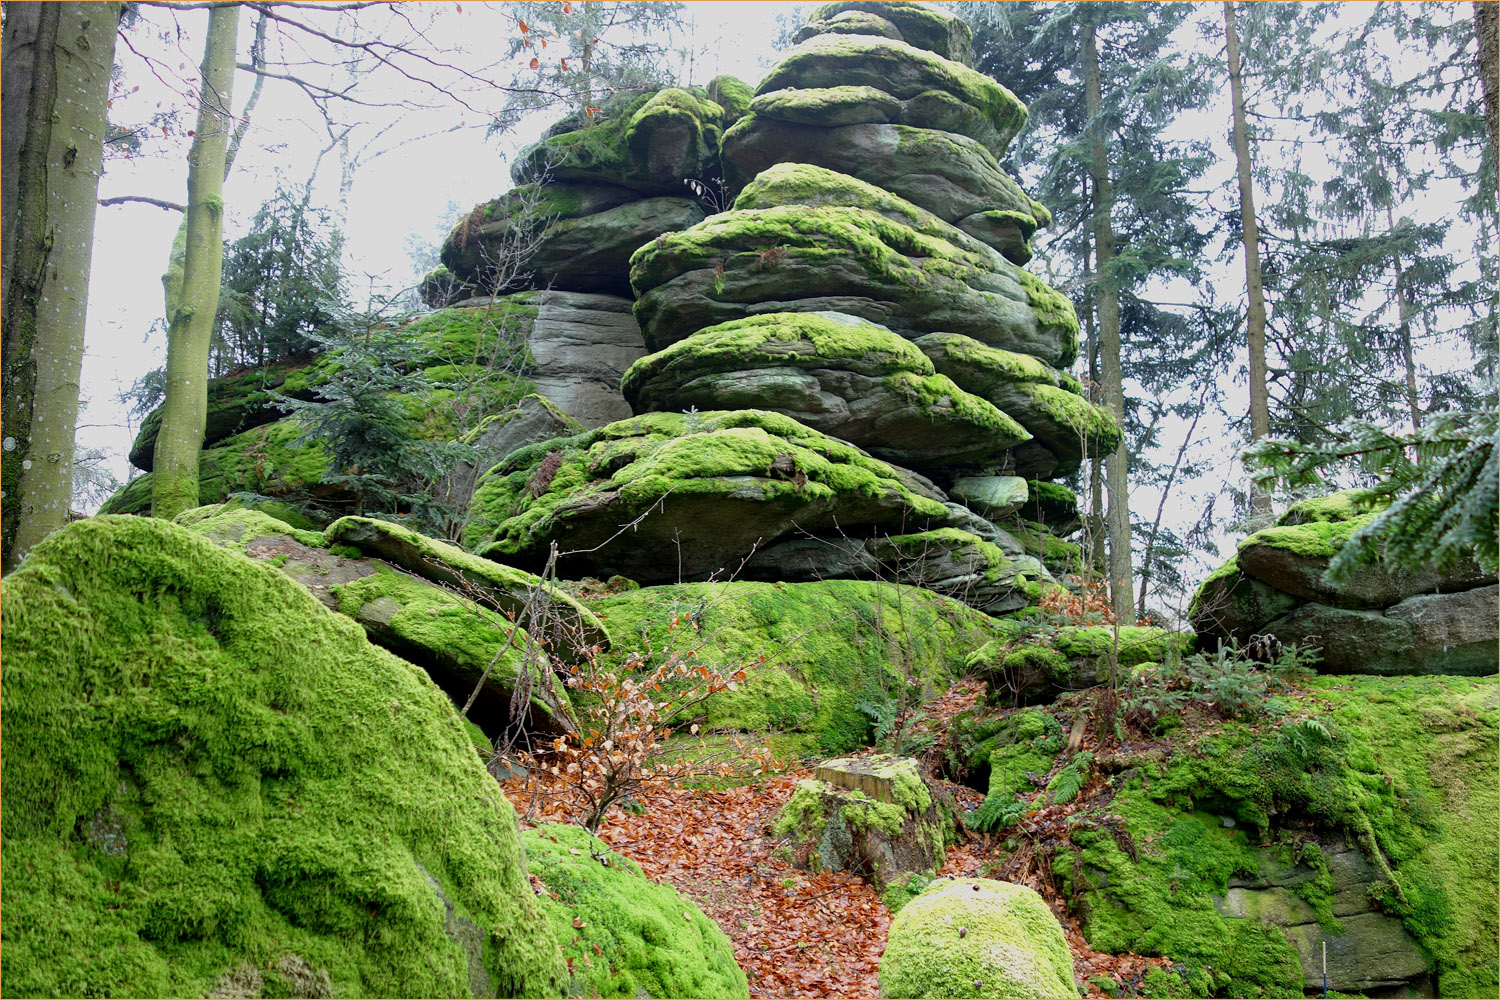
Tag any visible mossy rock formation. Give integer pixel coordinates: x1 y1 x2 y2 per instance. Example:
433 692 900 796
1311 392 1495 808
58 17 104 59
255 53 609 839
522 824 748 998
622 311 1029 473
463 408 955 582
1 516 568 997
629 200 1079 368
582 578 1000 753
1192 490 1498 675
793 1 977 66
877 877 1080 999
177 505 581 738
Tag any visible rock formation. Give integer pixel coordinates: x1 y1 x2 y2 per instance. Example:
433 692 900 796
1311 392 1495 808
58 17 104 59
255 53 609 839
1191 490 1498 675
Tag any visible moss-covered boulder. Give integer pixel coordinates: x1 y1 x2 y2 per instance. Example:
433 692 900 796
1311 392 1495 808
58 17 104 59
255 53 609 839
753 32 1026 158
772 756 950 889
521 824 748 998
1191 490 1498 675
1 516 568 997
793 1 976 66
877 877 1080 999
511 85 746 196
1065 674 1498 997
582 578 1000 753
441 182 705 299
724 117 1040 260
622 311 1029 472
462 408 956 584
324 515 607 655
950 475 1029 519
437 393 583 514
177 505 578 738
916 331 1120 478
629 202 1079 367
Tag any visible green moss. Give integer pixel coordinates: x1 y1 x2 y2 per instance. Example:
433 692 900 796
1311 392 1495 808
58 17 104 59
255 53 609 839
1005 521 1084 575
463 409 952 566
883 371 1030 443
173 504 328 551
759 32 1024 139
1275 488 1390 527
584 578 1001 753
878 878 1079 999
1 516 568 998
880 871 934 915
839 790 908 837
630 203 992 300
917 331 1081 390
968 711 1064 832
522 824 748 998
324 515 608 656
1238 515 1374 560
751 84 903 125
1075 675 1498 996
734 162 927 226
706 75 754 119
622 311 936 399
773 778 832 842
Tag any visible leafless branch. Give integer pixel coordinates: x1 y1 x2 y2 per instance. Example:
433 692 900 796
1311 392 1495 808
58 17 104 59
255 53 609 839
97 195 185 212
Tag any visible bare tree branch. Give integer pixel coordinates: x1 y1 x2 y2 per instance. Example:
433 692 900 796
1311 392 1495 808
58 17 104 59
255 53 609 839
98 195 185 212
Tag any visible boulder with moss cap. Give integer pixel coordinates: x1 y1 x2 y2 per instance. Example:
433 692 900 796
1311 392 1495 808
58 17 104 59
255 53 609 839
622 311 1030 472
772 755 950 890
628 202 1079 367
1 515 569 998
177 505 579 737
878 877 1080 999
794 1 976 65
462 408 962 584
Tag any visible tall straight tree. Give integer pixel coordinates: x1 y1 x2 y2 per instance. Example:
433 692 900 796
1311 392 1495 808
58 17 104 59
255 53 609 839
151 4 238 521
1222 0 1272 519
1 2 122 570
1080 19 1133 619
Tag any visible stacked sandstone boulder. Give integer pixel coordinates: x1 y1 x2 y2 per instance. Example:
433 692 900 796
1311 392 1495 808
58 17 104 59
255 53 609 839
455 1 1117 614
106 2 1114 616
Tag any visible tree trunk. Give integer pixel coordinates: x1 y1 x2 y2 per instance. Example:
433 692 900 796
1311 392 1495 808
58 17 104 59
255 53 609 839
1082 20 1134 620
1082 234 1106 577
1224 0 1273 519
2 2 121 570
1386 206 1422 429
1477 1 1499 171
152 5 238 520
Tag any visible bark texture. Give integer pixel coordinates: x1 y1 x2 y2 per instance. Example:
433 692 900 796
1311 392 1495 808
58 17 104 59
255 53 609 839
152 5 238 520
2 2 120 570
1082 21 1135 621
1224 0 1273 519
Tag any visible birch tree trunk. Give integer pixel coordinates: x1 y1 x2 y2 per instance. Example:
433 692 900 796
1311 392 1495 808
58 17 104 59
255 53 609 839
1 2 121 570
1082 20 1134 621
152 5 238 520
1224 0 1273 518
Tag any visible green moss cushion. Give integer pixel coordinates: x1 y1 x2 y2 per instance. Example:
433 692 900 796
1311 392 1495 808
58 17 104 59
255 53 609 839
795 1 976 66
1 516 567 997
878 877 1080 998
522 824 748 998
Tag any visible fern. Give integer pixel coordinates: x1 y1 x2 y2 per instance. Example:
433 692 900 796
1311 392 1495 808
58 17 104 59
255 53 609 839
969 796 1025 833
1048 750 1093 805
